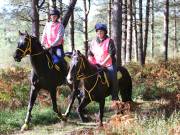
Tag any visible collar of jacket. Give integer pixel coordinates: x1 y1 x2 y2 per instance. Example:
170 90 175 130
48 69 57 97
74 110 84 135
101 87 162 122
96 35 108 43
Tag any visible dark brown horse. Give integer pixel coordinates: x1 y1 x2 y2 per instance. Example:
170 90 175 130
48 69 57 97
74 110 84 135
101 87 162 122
13 31 81 131
66 50 132 126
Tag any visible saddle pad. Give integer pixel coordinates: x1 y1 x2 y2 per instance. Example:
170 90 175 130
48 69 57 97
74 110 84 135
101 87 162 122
64 56 71 63
117 71 122 80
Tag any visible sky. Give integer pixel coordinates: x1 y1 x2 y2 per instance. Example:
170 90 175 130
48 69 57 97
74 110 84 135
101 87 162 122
0 0 8 12
0 0 7 7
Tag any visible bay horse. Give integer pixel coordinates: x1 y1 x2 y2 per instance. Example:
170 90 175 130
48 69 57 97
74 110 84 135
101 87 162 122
66 50 132 126
13 31 81 131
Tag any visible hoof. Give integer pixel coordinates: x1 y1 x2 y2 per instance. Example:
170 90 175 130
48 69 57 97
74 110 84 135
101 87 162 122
62 117 67 122
82 116 91 123
21 123 29 131
62 113 68 118
99 122 103 127
58 115 67 122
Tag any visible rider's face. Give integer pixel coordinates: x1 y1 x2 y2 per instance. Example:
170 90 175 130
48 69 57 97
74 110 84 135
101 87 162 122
96 30 105 39
50 15 58 22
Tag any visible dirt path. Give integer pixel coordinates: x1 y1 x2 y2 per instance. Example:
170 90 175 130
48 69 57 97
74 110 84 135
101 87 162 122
11 121 103 135
9 100 180 135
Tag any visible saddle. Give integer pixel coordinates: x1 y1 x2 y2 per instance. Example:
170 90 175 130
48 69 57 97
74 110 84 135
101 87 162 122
95 65 110 87
44 49 67 74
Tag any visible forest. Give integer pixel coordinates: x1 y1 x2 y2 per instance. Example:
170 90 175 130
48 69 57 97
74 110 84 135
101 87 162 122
0 0 179 134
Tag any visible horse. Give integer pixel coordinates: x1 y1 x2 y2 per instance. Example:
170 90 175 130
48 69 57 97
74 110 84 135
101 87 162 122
13 31 81 131
66 50 132 126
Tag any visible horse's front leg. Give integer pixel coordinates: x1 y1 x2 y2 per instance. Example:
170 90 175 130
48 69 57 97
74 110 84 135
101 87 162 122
77 97 91 122
50 88 66 121
99 99 105 126
64 88 80 117
21 84 40 131
64 80 82 117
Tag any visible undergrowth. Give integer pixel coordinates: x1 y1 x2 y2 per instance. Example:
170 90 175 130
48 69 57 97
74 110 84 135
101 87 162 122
0 59 179 134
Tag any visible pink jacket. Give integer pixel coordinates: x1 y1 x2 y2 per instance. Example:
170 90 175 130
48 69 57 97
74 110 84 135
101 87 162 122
41 21 64 48
88 38 112 67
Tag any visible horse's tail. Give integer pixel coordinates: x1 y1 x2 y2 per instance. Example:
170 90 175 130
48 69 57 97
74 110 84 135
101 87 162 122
117 66 133 102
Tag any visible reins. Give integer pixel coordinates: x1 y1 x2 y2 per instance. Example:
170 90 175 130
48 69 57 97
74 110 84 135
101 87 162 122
76 57 109 101
16 35 58 71
76 57 102 80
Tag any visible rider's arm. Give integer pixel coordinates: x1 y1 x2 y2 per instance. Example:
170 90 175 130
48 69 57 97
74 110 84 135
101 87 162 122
100 39 116 66
41 23 48 47
108 39 116 63
51 23 65 47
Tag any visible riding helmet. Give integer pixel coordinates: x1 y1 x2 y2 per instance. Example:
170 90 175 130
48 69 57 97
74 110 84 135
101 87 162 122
95 23 107 34
49 8 60 17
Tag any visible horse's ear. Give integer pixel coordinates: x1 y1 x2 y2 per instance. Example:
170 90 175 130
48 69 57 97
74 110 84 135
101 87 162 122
25 30 29 36
77 50 81 55
72 49 76 55
19 30 22 35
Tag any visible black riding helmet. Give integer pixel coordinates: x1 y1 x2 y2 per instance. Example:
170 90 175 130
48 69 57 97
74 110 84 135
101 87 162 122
49 8 60 18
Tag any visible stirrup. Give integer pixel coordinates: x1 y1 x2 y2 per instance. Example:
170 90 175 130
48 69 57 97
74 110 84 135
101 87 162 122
54 64 60 71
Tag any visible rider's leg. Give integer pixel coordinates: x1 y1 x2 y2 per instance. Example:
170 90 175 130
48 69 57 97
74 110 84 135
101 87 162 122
55 47 67 81
107 64 119 101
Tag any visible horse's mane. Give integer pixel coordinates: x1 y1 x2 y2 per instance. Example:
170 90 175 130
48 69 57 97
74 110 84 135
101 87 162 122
20 31 41 45
79 52 98 70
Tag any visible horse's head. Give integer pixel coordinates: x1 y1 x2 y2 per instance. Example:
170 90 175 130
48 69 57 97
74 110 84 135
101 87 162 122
13 31 32 62
67 50 85 84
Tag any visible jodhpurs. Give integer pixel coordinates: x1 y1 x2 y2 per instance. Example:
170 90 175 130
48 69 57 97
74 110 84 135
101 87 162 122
107 64 119 100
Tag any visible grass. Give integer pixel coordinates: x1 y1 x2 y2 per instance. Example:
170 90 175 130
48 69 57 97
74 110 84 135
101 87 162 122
0 108 26 134
0 97 179 135
0 105 61 134
136 111 179 135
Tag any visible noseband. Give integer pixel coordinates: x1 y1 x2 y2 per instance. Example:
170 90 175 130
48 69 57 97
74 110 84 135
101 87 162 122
17 36 32 58
17 36 43 58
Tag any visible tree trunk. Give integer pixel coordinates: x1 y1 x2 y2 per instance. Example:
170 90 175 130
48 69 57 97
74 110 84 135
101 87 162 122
142 0 150 64
138 0 143 65
49 0 56 8
108 0 112 37
83 0 89 57
70 11 75 51
31 0 39 38
62 0 77 28
151 0 155 58
126 0 133 63
111 0 122 66
173 0 178 58
121 0 127 65
163 0 169 62
132 0 138 62
58 0 63 14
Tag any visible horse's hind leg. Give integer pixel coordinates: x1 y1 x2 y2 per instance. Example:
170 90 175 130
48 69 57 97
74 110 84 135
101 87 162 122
77 97 90 122
21 85 40 131
50 89 66 121
99 99 105 126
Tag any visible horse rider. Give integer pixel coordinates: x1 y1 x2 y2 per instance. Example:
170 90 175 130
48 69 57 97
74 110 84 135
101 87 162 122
88 23 120 103
41 7 67 79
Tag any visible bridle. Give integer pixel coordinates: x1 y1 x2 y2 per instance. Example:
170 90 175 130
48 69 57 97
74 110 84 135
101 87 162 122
16 35 42 58
75 56 101 80
73 55 109 101
16 35 55 69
